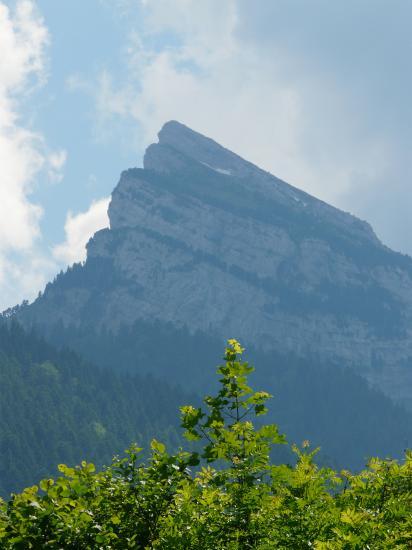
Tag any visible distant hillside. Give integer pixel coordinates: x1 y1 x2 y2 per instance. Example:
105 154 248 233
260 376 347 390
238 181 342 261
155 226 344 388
15 121 412 410
0 322 190 496
25 318 412 472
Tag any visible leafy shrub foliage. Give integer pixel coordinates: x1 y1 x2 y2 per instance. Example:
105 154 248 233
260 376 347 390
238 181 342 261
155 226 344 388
1 340 411 548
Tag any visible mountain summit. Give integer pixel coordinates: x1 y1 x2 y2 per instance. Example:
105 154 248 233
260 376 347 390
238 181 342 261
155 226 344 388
18 121 412 409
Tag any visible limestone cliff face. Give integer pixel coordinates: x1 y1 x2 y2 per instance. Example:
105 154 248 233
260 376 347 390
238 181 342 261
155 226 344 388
19 121 412 408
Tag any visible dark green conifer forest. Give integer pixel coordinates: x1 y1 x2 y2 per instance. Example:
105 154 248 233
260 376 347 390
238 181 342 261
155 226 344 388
0 322 189 496
1 318 412 499
1 340 411 548
41 318 412 469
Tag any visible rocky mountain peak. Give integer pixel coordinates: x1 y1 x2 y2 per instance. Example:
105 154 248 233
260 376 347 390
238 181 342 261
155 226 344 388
128 121 379 246
17 121 412 410
145 120 260 180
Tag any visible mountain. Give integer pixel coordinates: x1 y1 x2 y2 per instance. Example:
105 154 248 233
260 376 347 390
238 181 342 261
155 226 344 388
0 321 190 496
15 120 412 410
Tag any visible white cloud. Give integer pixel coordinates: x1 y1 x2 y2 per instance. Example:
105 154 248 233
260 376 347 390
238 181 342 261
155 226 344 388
47 149 67 183
53 197 110 265
0 1 64 310
0 252 56 311
48 149 67 171
0 0 48 252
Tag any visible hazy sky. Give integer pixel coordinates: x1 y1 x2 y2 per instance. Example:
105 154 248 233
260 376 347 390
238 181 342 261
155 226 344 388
0 0 411 310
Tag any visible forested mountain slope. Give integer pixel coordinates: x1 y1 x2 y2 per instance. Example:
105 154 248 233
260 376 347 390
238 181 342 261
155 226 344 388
25 318 412 471
0 322 189 496
16 121 412 410
1 340 411 549
1 316 411 494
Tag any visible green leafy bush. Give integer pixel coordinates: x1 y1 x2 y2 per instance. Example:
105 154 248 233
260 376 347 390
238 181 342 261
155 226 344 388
1 340 411 548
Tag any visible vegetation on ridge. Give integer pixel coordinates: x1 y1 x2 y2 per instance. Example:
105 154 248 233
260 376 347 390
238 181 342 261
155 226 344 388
1 340 411 548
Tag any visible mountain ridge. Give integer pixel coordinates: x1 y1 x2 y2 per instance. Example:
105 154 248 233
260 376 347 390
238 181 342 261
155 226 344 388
144 120 380 246
15 121 412 409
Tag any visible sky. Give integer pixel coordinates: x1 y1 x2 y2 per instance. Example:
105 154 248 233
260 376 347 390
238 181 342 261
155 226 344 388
0 0 411 311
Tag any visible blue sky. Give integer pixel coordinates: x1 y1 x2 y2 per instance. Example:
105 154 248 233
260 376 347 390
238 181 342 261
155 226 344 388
0 0 411 310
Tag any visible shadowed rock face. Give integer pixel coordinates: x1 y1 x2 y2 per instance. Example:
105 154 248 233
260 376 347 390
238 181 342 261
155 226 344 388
18 121 412 408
